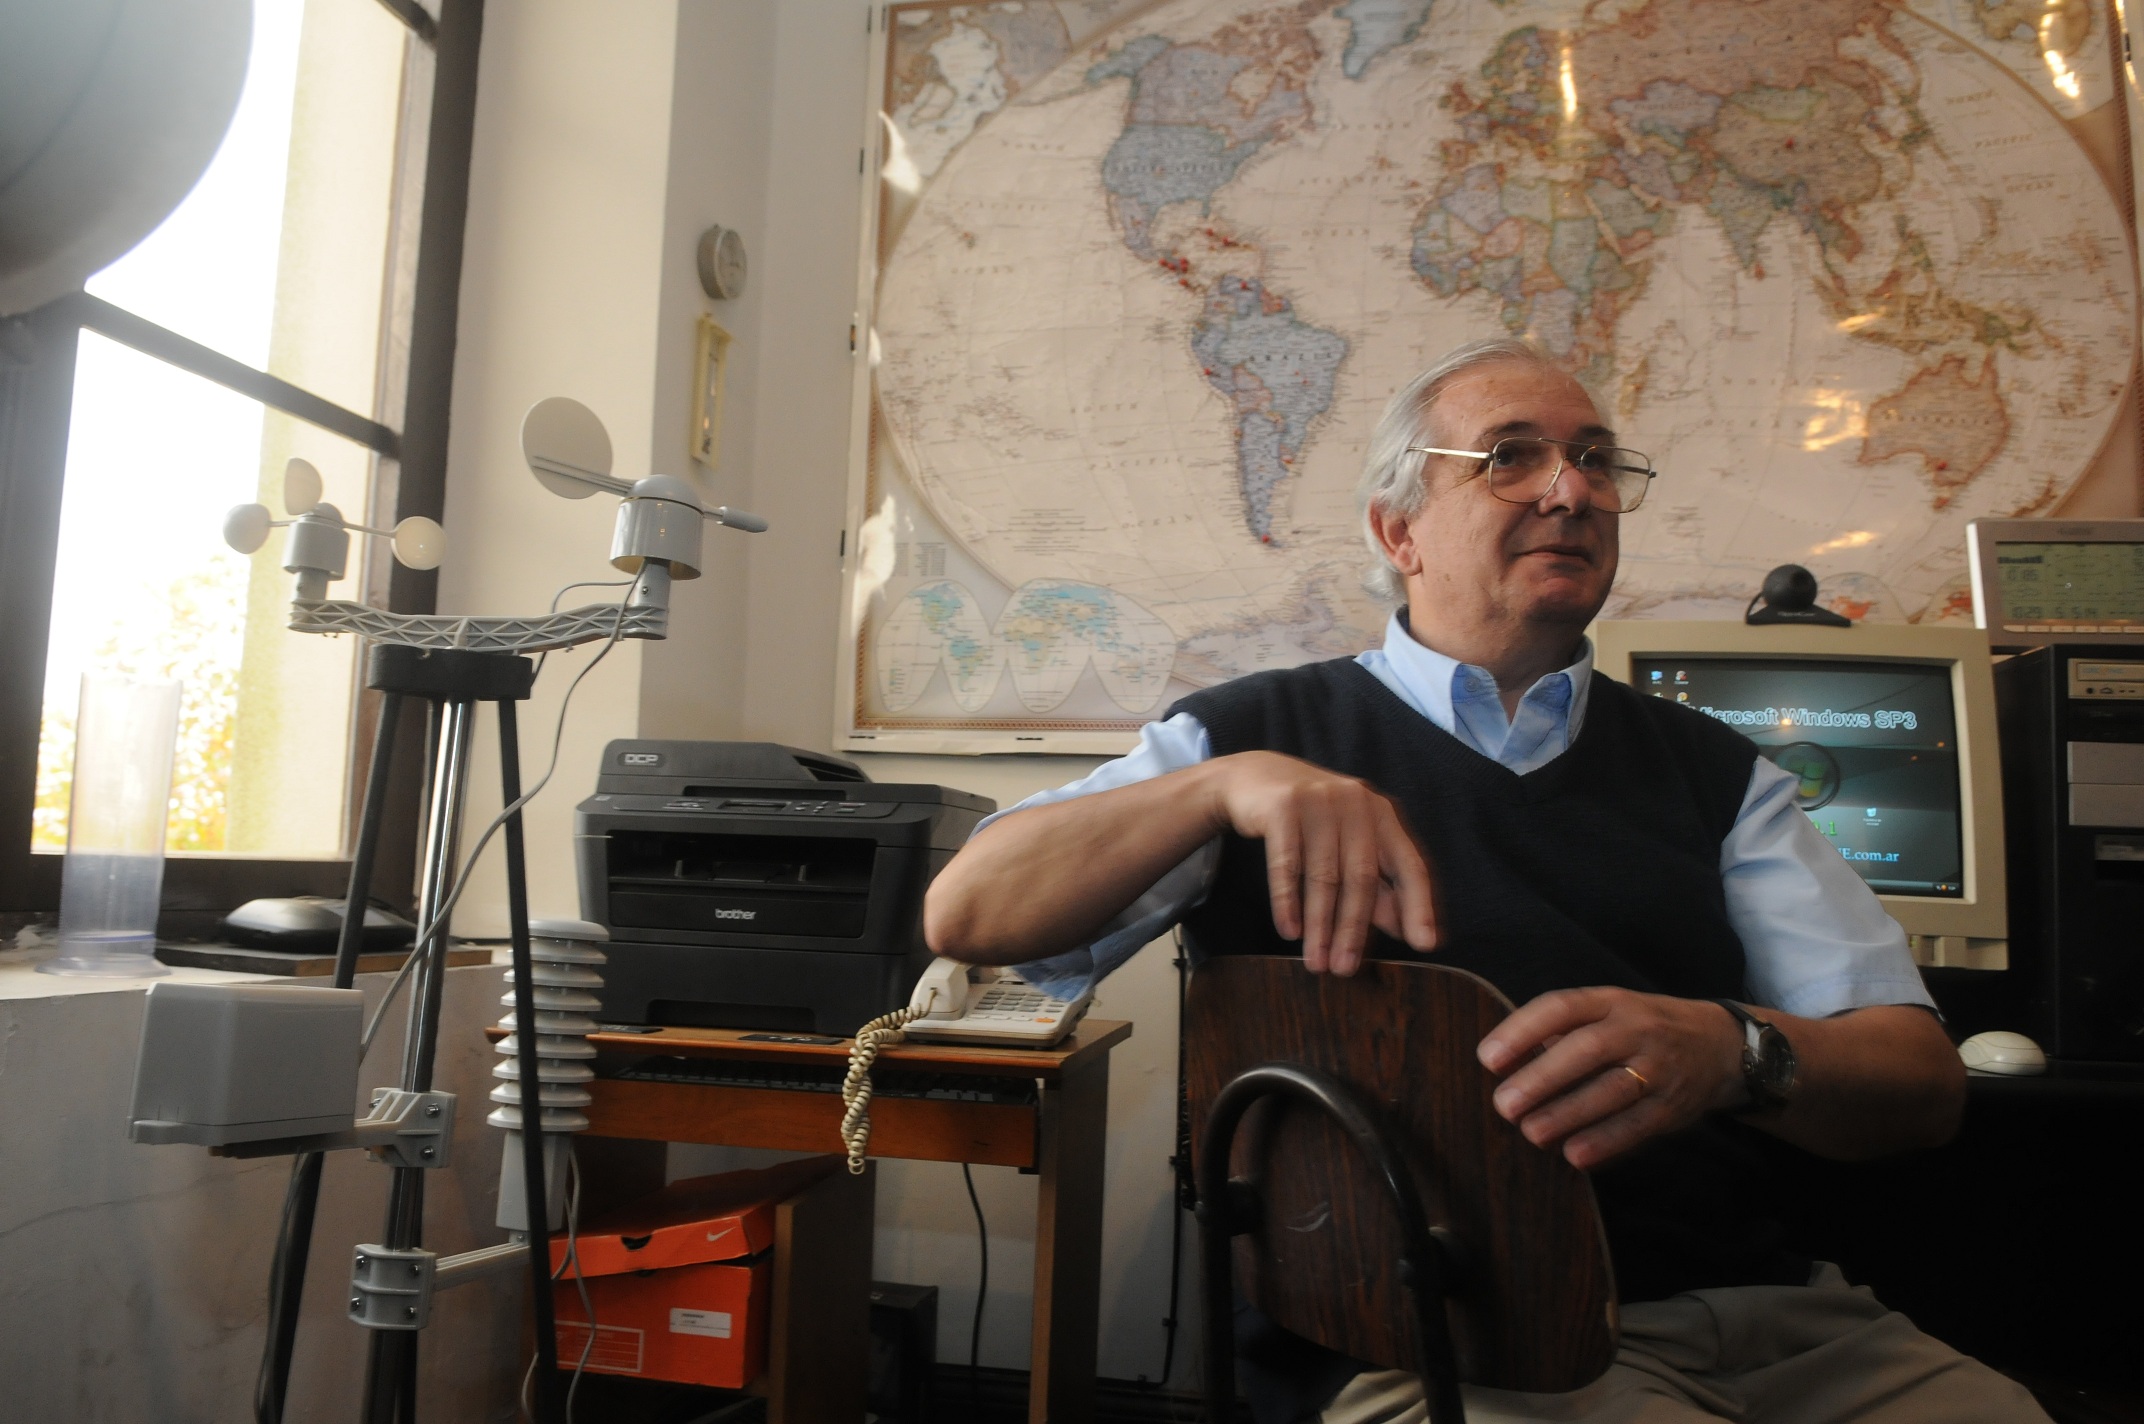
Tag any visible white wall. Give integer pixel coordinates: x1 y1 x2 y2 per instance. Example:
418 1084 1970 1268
636 0 776 746
442 0 1197 1386
445 0 679 930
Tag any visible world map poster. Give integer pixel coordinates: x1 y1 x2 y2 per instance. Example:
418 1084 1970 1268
839 0 2142 752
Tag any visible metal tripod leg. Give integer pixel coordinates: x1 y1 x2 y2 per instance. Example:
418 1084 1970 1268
242 643 553 1424
497 699 565 1411
1196 1063 1467 1424
255 693 406 1424
364 697 476 1424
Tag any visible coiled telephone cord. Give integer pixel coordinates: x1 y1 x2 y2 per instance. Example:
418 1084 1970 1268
840 1003 929 1173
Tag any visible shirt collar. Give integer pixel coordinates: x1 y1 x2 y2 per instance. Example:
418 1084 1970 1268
1376 611 1595 734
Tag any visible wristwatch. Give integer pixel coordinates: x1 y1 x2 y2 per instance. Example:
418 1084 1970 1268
1714 999 1797 1113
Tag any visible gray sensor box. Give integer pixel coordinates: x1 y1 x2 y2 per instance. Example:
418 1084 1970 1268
129 981 364 1146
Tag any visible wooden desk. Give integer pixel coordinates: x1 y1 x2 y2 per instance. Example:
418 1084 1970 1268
1778 1063 2144 1399
575 1019 1133 1424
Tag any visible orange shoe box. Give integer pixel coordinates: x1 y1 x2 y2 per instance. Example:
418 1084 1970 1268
549 1155 841 1390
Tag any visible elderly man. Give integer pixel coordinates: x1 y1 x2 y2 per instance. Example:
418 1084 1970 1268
924 338 2046 1423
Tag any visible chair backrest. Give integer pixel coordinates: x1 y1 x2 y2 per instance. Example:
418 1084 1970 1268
1186 955 1617 1392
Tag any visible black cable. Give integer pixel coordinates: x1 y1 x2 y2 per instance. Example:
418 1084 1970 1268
253 690 404 1423
1157 933 1193 1388
254 1151 324 1423
961 1162 989 1407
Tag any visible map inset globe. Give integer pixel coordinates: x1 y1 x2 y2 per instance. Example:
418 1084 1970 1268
858 0 2137 737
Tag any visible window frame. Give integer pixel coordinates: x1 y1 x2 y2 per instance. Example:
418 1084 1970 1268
0 0 485 926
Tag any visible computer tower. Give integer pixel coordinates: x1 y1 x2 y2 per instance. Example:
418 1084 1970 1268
867 1282 938 1423
1938 647 2144 1058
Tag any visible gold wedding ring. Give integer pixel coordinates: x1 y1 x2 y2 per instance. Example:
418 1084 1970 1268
1620 1065 1651 1093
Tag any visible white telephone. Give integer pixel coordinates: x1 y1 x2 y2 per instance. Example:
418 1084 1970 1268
837 958 1095 1170
898 957 1092 1047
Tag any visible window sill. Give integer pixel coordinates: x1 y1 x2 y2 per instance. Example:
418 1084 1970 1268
0 955 275 1003
2 854 361 919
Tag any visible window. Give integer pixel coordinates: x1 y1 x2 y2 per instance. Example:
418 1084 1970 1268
0 0 482 919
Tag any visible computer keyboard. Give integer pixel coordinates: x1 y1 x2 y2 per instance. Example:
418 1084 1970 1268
606 1053 1038 1106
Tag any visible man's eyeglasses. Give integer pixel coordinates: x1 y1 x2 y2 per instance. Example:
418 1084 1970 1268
1407 437 1657 513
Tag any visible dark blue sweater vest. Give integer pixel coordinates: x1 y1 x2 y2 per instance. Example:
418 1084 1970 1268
1171 657 1810 1305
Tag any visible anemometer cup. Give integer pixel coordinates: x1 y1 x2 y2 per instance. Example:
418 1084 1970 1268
223 503 273 555
221 456 447 590
392 517 445 571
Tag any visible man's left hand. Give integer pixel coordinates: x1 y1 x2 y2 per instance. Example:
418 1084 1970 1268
1476 987 1744 1170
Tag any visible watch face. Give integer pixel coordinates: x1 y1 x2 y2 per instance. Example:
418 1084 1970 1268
1752 1024 1798 1103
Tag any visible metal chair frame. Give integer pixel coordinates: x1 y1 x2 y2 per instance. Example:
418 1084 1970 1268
1196 1061 1468 1424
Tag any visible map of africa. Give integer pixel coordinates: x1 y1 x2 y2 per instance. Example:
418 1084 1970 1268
844 0 2138 749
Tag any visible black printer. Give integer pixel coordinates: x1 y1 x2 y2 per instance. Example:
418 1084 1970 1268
574 740 994 1034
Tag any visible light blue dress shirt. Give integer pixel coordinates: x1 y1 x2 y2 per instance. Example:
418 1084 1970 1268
984 613 1935 1017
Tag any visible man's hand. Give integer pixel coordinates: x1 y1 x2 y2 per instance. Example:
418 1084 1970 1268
1477 987 1744 1170
1200 752 1438 976
1477 990 1967 1169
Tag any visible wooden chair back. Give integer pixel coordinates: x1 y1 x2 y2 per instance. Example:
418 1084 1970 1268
1186 955 1617 1392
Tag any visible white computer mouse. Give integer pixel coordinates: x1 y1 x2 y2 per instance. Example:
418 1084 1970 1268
1958 1030 2047 1076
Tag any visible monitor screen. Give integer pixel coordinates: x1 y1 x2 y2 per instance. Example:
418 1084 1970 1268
1629 657 1963 898
1991 540 2144 627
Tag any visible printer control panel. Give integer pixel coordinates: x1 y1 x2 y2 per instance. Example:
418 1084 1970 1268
593 794 897 819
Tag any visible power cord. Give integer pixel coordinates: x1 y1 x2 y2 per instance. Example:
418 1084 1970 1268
1159 928 1192 1387
531 577 633 682
360 595 630 1061
962 1162 989 1404
564 1150 596 1423
253 1152 324 1423
522 1147 596 1423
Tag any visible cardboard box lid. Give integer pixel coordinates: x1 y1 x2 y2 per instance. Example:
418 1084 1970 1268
553 1154 842 1279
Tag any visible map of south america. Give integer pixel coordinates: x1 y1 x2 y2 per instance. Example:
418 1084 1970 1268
1191 275 1349 541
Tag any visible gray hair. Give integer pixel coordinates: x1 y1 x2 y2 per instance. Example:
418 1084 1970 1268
1355 337 1568 604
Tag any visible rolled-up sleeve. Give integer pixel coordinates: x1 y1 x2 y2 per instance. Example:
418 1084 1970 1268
1722 757 1936 1018
969 712 1218 1001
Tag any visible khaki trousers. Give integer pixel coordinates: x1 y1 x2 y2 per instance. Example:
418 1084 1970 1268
1318 1265 2051 1424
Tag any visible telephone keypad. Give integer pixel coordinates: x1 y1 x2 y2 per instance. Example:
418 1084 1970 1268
970 985 1069 1022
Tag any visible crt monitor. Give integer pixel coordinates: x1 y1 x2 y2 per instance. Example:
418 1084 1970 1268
1590 621 2007 970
